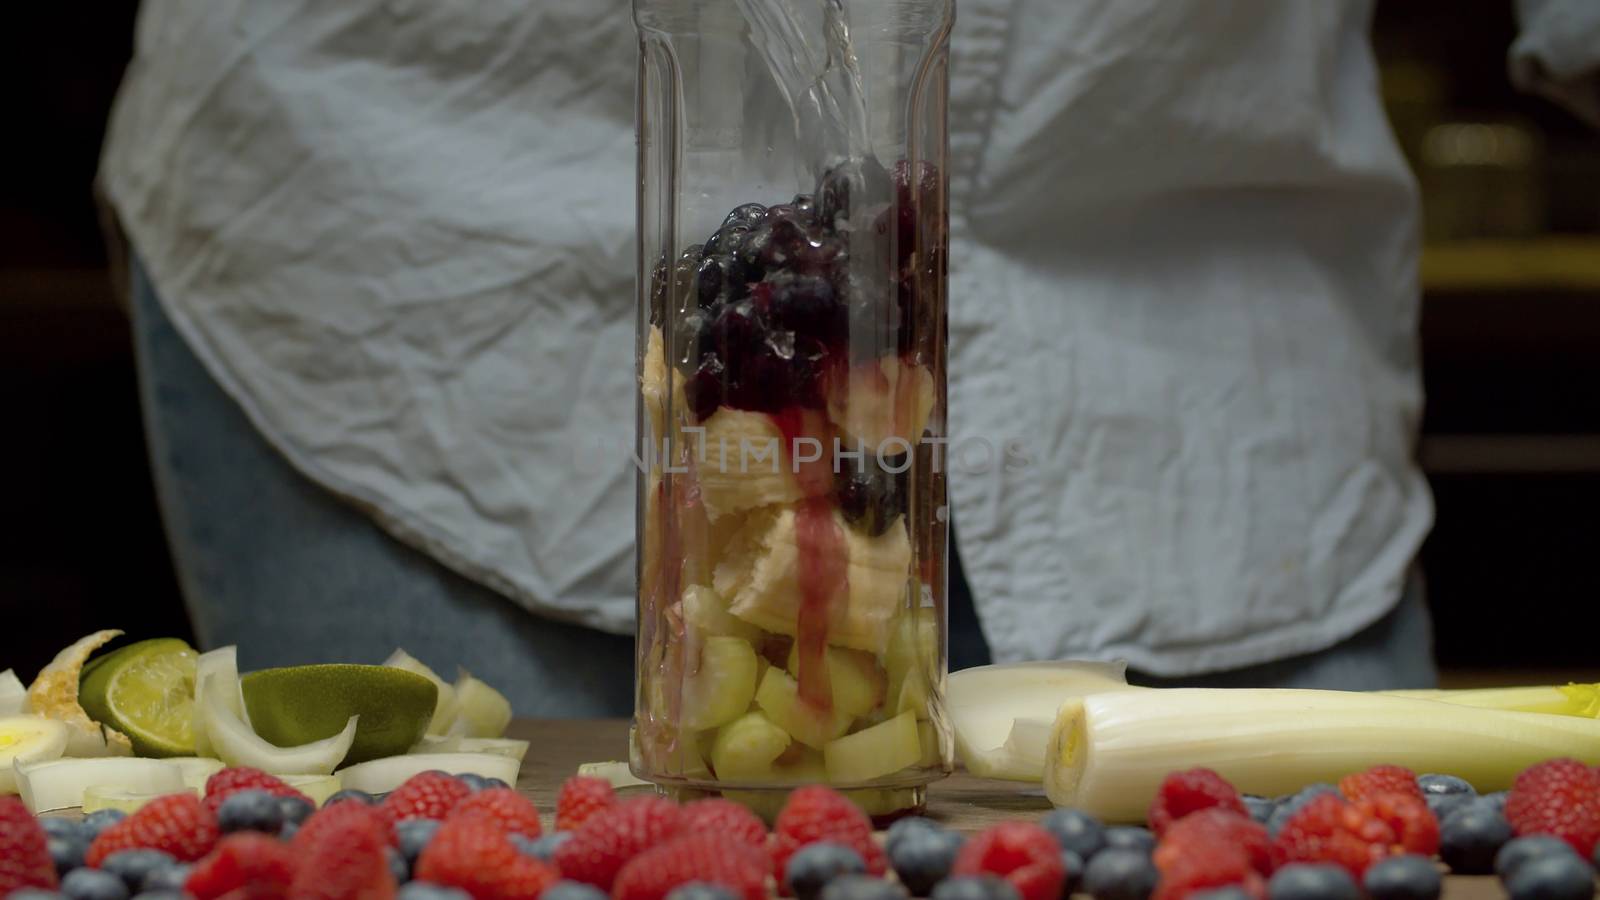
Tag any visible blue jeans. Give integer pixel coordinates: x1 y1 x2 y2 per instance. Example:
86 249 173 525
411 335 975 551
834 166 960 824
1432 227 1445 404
131 259 1434 717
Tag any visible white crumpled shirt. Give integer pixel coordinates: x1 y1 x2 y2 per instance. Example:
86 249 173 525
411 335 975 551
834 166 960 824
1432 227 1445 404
99 0 1597 674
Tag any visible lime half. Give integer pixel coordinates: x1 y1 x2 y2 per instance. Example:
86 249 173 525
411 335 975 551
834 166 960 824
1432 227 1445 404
241 665 436 766
79 638 198 758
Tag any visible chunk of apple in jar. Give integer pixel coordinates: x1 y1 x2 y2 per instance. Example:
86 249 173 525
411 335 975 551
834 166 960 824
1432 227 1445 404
782 644 887 719
681 635 761 732
754 668 852 749
823 711 921 784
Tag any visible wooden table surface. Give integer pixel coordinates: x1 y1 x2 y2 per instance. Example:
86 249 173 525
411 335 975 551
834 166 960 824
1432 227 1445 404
508 719 1507 900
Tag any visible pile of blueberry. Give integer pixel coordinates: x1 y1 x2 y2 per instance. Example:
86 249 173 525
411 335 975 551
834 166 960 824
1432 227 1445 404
650 157 944 422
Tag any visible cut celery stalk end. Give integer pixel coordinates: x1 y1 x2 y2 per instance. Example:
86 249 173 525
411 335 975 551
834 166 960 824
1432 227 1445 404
384 649 460 736
339 752 519 794
1045 688 1600 823
16 757 184 814
824 711 920 783
947 660 1133 782
199 673 357 775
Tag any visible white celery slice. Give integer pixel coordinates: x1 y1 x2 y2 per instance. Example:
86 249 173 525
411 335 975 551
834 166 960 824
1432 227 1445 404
577 760 650 788
200 674 357 775
338 752 520 794
947 660 1132 782
83 785 197 814
16 757 184 814
448 671 513 739
161 756 226 792
410 736 530 762
191 646 241 759
0 670 26 716
0 716 70 794
384 649 460 736
1045 688 1600 823
281 773 343 806
1382 684 1600 718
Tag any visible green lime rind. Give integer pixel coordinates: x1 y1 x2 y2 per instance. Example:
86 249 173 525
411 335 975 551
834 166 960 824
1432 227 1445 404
241 665 437 766
79 638 198 758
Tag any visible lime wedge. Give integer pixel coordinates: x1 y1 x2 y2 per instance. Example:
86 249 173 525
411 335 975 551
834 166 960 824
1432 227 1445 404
241 665 436 766
78 639 198 758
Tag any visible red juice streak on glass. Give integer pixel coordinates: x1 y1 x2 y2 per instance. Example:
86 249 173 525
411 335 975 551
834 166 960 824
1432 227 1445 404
770 407 845 712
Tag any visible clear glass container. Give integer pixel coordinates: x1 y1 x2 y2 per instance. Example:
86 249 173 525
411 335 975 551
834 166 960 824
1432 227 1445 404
632 0 954 818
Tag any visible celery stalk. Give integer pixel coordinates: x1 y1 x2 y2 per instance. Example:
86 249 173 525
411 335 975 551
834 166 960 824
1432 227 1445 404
1045 688 1600 823
1381 684 1600 718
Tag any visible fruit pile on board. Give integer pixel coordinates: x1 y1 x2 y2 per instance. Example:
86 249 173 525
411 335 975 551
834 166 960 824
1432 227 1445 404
635 158 948 792
5 759 1599 900
1 631 523 819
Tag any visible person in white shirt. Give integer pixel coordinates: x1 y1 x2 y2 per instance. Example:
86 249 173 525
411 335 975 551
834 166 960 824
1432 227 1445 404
100 0 1599 713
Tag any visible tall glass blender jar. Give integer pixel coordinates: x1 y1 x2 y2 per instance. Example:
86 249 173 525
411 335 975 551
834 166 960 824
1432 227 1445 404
632 0 954 817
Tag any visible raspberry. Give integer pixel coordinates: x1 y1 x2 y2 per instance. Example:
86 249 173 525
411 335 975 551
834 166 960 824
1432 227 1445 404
185 833 298 899
613 832 771 900
87 792 220 866
1354 792 1439 856
203 766 313 815
1339 766 1423 803
1154 809 1276 877
553 796 687 890
556 775 618 832
295 799 397 851
1153 843 1265 900
288 806 399 900
681 798 769 851
1505 758 1600 858
416 814 559 899
0 796 57 893
772 785 887 887
1272 793 1394 878
450 788 543 838
951 822 1066 900
1149 769 1248 836
382 770 473 825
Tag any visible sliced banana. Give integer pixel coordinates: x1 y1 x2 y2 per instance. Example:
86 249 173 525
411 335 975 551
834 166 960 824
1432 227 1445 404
827 357 935 454
716 506 911 653
0 715 70 794
696 409 804 521
0 670 26 716
16 757 183 814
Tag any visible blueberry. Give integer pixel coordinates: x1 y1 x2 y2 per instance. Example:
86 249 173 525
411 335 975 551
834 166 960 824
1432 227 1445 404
1061 849 1085 896
398 819 444 865
1267 785 1339 838
792 194 817 218
695 256 727 309
1416 774 1474 797
60 868 130 900
512 830 572 862
886 823 963 895
884 816 941 853
930 875 1022 900
397 884 473 900
218 789 285 834
81 809 127 838
455 773 493 792
724 203 769 229
130 892 189 900
1503 852 1596 900
388 845 412 884
277 795 315 828
785 841 868 900
279 822 300 842
1102 827 1157 856
325 788 378 807
1495 835 1582 881
1041 808 1106 860
1242 796 1277 826
1189 890 1257 900
41 818 86 841
1480 791 1510 811
138 864 190 893
818 157 893 231
706 225 751 259
768 274 845 345
1267 863 1361 900
542 881 612 900
1425 792 1474 825
1081 847 1160 900
1438 802 1514 874
835 457 907 538
684 354 726 421
1363 854 1443 900
819 874 909 900
49 834 89 875
664 884 741 900
98 849 177 892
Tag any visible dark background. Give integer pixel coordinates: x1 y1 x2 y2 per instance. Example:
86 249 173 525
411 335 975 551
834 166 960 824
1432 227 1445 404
2 2 1597 684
